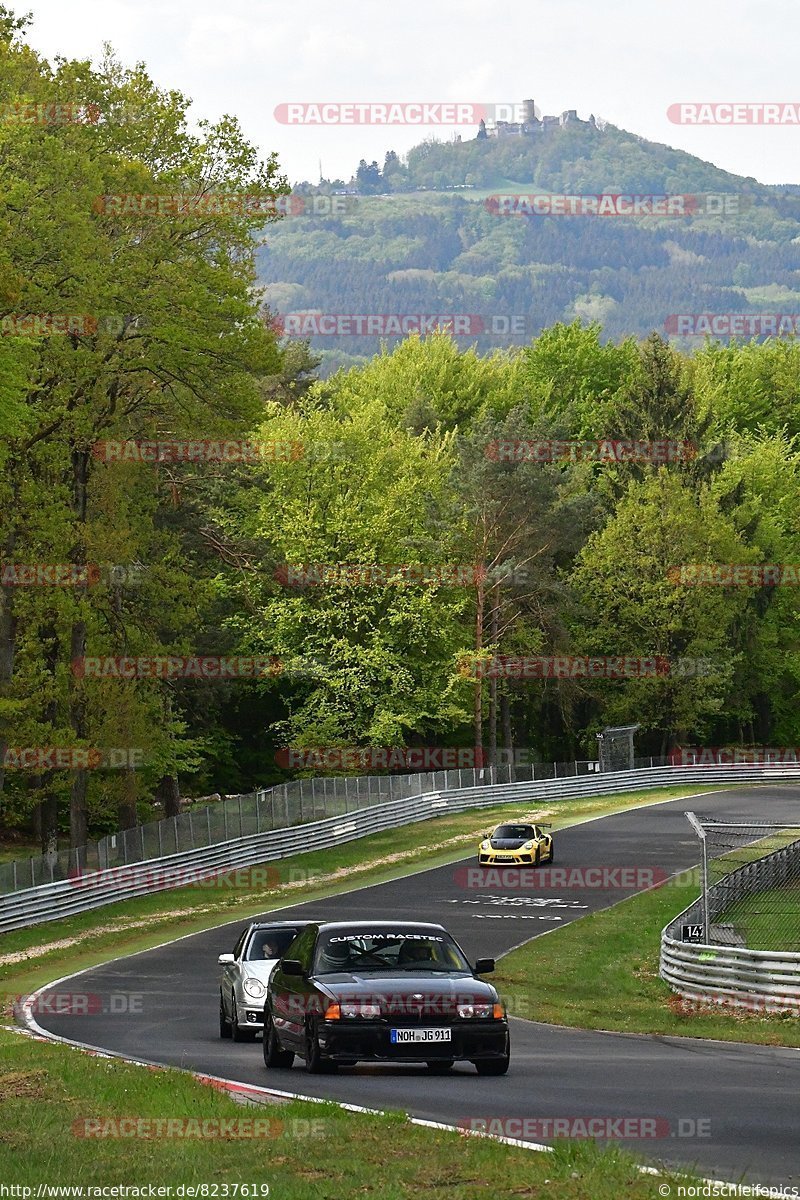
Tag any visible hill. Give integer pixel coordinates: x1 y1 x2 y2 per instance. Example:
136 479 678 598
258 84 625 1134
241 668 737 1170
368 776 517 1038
256 120 800 372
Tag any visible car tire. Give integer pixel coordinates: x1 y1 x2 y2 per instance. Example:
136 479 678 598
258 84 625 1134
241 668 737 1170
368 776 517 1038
548 848 555 863
263 1014 294 1068
231 994 256 1043
533 847 541 866
474 1036 511 1075
427 1059 454 1072
219 993 232 1039
304 1022 337 1074
474 1055 510 1075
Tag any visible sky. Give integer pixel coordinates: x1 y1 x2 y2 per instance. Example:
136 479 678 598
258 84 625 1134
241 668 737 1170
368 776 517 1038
19 0 800 187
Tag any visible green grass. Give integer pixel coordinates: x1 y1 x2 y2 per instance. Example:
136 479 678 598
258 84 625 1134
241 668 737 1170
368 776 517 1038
722 879 800 952
495 869 800 1046
0 1026 693 1197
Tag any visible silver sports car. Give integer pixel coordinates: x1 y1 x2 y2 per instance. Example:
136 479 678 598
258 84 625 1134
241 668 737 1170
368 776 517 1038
218 920 312 1041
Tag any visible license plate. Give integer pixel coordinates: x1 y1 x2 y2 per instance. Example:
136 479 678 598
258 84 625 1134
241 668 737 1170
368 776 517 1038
390 1028 451 1044
495 856 513 862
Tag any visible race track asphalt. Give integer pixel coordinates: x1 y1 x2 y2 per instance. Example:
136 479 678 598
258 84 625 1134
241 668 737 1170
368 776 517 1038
27 785 800 1187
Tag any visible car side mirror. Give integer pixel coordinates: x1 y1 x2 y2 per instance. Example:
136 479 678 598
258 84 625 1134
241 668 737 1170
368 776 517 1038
217 953 235 965
281 959 304 977
474 958 495 974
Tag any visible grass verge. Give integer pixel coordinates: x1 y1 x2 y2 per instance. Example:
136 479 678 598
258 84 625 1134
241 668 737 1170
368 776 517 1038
0 1024 693 1196
495 868 800 1047
722 878 800 952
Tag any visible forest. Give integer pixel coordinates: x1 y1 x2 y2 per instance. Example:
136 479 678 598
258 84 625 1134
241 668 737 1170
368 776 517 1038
1 11 800 853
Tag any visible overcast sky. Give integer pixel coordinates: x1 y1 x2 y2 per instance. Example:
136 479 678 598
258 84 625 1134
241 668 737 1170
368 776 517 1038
21 0 800 187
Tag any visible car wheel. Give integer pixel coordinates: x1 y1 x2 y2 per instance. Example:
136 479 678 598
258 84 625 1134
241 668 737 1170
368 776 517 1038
219 993 232 1039
231 995 256 1043
548 847 554 863
533 847 541 866
474 1036 510 1075
427 1059 454 1072
474 1055 510 1075
304 1022 337 1074
263 1014 294 1068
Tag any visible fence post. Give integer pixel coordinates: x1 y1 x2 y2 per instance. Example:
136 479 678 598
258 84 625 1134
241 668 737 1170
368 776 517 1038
207 808 212 844
188 809 195 849
238 795 243 837
140 826 146 861
157 822 163 857
256 794 261 835
173 815 179 853
13 859 17 891
223 802 228 841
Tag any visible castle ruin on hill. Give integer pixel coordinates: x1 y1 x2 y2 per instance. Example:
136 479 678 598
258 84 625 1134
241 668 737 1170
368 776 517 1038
477 100 598 140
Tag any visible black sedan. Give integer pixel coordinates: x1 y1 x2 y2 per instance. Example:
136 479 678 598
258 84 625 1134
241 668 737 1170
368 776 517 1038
263 920 510 1075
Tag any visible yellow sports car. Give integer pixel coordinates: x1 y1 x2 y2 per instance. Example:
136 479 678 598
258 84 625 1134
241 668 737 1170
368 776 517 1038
478 822 554 867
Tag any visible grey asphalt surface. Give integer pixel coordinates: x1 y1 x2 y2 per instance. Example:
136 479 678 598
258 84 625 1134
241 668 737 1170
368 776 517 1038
29 785 800 1187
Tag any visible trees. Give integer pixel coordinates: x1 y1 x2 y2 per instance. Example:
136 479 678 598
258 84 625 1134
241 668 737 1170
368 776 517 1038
0 13 284 846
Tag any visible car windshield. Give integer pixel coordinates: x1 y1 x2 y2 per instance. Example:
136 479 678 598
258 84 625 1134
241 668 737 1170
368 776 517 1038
245 928 300 962
313 930 471 974
493 825 535 839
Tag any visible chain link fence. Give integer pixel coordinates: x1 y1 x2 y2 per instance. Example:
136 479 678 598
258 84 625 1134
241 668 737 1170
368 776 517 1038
685 813 800 950
0 754 668 895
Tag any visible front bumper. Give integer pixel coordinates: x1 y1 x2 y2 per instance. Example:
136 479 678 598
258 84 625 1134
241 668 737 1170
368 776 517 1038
478 851 535 865
316 1019 509 1062
236 999 265 1028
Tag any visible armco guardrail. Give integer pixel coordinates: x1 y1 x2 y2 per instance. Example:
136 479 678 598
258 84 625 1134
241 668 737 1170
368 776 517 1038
1 756 624 894
660 832 800 1011
3 763 799 934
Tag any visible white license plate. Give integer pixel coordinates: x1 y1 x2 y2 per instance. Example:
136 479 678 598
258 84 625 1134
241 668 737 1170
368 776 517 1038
390 1028 451 1044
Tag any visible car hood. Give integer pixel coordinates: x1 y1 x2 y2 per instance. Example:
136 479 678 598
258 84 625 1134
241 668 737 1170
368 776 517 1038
313 972 497 1010
240 960 279 982
489 837 529 849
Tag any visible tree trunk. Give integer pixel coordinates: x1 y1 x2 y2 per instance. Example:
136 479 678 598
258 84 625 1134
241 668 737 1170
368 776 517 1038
488 590 499 766
32 621 61 852
0 470 20 799
473 570 485 765
154 773 181 819
501 688 513 772
68 447 90 850
118 766 138 832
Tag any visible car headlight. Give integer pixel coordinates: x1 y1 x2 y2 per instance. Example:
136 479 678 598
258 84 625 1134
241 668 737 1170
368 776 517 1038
480 840 490 850
522 840 535 850
339 1001 381 1019
457 1002 494 1019
243 977 266 999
